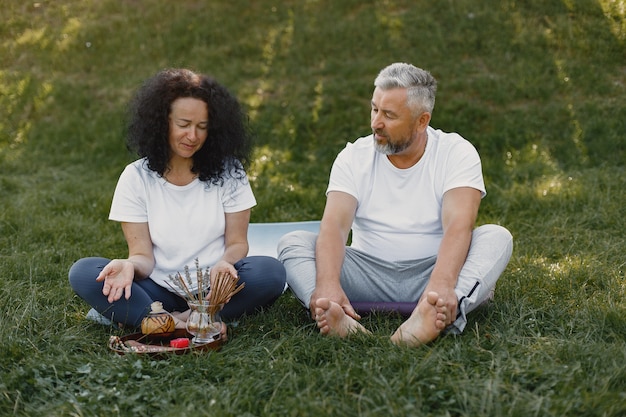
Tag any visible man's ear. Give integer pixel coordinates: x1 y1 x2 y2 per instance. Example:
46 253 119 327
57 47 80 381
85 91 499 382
417 112 431 131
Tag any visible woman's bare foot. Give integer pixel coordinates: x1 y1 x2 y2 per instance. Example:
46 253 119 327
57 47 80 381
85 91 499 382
219 322 228 342
390 291 448 347
171 310 228 341
171 310 190 329
314 298 370 337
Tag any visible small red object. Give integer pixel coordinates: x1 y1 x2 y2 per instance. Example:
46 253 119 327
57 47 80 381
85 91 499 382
170 338 190 348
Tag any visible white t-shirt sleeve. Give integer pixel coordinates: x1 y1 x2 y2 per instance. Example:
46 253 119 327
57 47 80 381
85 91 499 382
442 136 486 198
327 140 365 199
109 163 149 223
220 174 256 213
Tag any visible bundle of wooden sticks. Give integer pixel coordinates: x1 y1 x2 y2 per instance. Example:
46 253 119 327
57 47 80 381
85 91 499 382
168 258 245 315
207 271 245 315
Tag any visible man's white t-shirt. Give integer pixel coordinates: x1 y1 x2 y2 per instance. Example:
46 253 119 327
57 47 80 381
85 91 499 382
109 158 256 292
327 126 486 262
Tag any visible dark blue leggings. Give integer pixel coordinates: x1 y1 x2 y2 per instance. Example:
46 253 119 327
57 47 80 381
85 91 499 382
69 256 286 327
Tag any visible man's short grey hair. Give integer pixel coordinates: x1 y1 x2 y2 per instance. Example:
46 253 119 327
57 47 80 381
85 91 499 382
374 63 437 115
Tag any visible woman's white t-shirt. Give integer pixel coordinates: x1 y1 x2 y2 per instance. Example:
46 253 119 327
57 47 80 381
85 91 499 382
327 126 485 262
109 158 256 292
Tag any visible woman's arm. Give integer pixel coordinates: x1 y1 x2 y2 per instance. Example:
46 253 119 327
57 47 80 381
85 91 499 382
210 209 250 278
121 221 155 279
96 222 155 303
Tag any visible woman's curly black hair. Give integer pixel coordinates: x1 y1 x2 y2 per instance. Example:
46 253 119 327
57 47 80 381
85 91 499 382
126 68 252 185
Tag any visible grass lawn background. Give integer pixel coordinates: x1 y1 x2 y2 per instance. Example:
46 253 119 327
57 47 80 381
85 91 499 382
1 0 625 415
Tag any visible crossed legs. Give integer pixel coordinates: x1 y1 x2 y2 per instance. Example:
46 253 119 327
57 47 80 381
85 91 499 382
278 224 513 346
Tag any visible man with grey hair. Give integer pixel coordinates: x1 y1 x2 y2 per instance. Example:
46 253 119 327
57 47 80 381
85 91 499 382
278 63 513 346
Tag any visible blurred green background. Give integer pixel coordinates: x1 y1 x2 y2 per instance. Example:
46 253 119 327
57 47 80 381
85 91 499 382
1 1 625 416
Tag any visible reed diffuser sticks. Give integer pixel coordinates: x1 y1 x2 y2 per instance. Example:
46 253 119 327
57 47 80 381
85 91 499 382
167 258 245 314
207 271 245 315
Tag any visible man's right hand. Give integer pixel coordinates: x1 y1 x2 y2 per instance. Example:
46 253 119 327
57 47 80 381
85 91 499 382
310 285 361 321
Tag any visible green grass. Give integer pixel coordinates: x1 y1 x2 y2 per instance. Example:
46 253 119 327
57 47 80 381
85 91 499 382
1 0 625 415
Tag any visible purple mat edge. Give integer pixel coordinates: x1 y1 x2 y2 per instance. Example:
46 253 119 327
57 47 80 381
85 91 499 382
351 301 417 317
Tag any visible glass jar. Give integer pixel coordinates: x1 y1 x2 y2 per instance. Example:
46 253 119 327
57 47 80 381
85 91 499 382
186 300 223 345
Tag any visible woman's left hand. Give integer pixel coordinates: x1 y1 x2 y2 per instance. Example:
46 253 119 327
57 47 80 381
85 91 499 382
209 260 238 281
206 260 239 305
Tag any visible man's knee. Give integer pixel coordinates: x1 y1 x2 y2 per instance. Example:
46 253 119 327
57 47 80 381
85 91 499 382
277 230 317 261
475 224 513 252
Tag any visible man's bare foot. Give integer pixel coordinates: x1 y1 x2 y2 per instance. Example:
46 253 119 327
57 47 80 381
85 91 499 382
314 298 370 337
390 291 448 347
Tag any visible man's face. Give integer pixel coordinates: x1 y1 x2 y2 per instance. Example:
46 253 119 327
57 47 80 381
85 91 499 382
370 87 419 155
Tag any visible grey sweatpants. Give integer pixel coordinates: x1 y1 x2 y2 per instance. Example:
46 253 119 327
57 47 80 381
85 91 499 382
277 224 513 333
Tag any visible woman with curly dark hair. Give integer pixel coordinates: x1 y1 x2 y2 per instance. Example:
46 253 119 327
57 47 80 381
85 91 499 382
69 69 286 333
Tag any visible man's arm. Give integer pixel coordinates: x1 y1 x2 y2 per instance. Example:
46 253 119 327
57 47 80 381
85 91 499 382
310 191 359 319
425 186 481 324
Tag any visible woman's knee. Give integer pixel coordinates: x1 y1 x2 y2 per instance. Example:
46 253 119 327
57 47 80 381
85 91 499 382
220 257 286 318
68 257 109 290
237 256 286 291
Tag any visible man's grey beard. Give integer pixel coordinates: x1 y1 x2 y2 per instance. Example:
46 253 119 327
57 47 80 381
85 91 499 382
373 132 413 155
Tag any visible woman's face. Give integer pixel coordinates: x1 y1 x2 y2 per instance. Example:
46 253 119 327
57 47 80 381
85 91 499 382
168 97 209 162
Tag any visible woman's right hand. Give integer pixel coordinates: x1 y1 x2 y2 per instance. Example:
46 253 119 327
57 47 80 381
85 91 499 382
96 259 135 303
